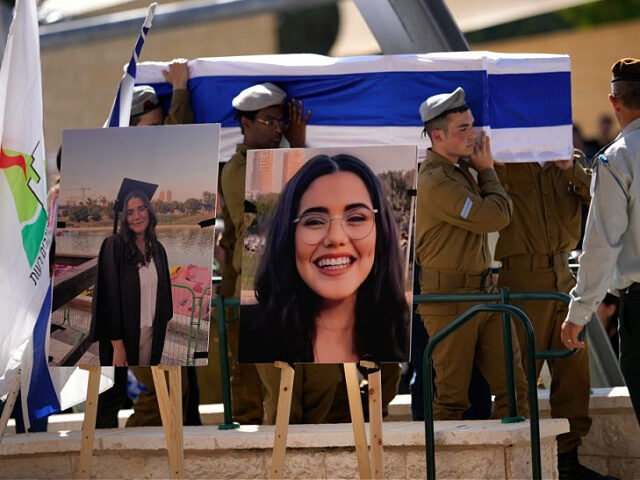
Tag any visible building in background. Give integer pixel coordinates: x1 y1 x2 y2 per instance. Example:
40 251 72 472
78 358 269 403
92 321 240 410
0 0 634 158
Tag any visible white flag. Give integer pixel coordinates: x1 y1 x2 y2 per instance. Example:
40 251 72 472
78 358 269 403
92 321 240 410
0 0 114 430
0 0 59 427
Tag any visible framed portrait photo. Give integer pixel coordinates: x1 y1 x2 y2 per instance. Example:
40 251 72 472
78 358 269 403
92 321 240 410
52 124 220 367
239 145 417 364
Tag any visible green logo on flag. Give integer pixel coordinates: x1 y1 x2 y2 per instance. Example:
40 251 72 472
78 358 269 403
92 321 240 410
0 146 47 267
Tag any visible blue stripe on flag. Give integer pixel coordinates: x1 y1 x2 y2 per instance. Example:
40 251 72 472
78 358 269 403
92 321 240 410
148 70 486 127
106 20 152 127
27 285 60 422
488 72 572 128
107 87 123 127
146 70 569 130
127 25 149 78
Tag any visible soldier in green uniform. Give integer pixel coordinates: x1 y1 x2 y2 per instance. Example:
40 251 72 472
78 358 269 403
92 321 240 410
218 83 292 423
495 151 616 480
219 82 346 424
416 87 529 420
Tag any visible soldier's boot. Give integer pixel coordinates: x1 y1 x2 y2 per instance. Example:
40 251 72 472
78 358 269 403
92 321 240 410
558 448 619 480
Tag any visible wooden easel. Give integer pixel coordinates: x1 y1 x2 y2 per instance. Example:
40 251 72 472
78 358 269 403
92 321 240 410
0 368 21 445
151 366 184 480
75 365 184 480
77 365 101 478
269 361 385 480
361 361 384 478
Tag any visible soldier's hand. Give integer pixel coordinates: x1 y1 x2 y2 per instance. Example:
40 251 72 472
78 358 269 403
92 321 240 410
470 131 494 172
553 158 573 170
284 98 311 148
560 319 585 350
162 58 189 90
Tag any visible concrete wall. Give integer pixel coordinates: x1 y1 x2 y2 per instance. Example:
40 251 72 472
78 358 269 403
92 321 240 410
41 13 278 159
41 6 640 160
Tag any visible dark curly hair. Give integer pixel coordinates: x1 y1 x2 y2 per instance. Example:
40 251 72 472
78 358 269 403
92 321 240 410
254 154 410 363
119 190 158 266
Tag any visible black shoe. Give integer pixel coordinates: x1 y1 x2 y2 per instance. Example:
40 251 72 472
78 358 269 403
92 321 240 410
558 447 619 480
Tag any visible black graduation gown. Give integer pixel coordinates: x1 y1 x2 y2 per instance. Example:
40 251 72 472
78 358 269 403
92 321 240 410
91 234 173 366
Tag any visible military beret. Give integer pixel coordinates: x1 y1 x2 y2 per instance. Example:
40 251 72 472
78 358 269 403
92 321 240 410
612 58 640 82
419 87 469 123
131 85 160 117
232 82 286 112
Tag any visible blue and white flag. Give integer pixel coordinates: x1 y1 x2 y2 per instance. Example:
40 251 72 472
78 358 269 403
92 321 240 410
135 51 572 163
0 0 59 427
104 2 157 128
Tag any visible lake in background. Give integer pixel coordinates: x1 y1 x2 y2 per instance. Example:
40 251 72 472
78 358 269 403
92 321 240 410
56 227 214 269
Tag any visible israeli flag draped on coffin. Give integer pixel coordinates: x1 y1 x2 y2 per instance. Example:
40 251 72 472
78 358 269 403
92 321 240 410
133 51 572 163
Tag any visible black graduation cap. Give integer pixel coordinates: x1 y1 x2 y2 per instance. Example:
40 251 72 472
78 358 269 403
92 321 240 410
112 177 159 234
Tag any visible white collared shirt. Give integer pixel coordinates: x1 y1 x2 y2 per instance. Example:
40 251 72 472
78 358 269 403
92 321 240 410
568 117 640 325
139 258 157 329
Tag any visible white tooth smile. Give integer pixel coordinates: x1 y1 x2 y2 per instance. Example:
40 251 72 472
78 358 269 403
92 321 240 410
316 256 352 269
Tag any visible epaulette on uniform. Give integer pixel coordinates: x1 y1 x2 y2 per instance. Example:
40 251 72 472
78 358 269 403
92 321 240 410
596 153 630 200
425 165 446 182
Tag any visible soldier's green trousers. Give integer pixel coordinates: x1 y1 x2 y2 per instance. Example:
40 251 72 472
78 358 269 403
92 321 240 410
420 294 530 421
126 367 189 427
256 362 402 425
197 308 264 424
256 364 342 424
499 258 591 454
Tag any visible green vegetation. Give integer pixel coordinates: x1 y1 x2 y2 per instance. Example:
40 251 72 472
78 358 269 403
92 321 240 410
59 190 216 227
277 3 339 55
466 0 640 43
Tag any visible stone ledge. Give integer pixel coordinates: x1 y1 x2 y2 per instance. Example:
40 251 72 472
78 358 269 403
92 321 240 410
536 386 634 411
6 387 631 434
0 421 566 480
0 443 560 480
0 420 568 456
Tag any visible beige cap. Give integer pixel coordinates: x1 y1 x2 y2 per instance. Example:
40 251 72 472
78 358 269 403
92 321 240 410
232 82 286 111
419 87 468 122
131 85 159 117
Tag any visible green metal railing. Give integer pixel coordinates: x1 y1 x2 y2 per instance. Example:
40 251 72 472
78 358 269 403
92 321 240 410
191 284 212 361
172 283 198 366
53 307 86 346
416 288 579 480
171 282 213 366
212 288 582 470
215 294 241 430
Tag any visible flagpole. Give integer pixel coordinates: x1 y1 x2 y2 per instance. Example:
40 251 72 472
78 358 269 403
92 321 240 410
0 369 21 444
103 2 157 128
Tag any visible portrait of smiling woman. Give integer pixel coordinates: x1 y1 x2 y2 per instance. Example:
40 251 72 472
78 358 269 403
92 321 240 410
92 189 173 366
240 153 411 364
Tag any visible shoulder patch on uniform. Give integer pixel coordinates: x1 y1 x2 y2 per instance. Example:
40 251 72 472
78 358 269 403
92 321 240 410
460 197 473 219
427 166 446 181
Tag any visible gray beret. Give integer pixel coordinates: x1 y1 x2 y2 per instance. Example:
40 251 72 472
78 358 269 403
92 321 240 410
131 85 159 117
232 82 286 112
419 87 468 123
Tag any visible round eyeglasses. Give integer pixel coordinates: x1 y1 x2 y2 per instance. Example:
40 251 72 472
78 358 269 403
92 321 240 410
254 118 288 130
293 206 378 245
